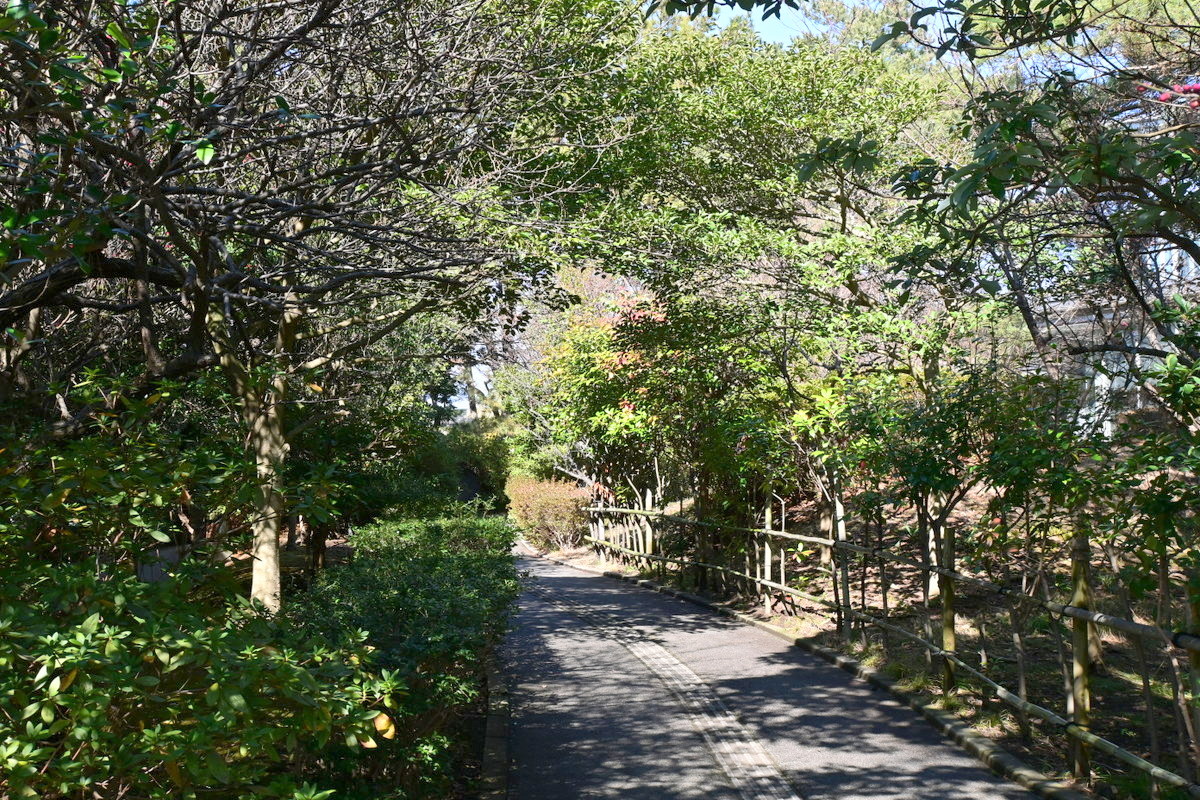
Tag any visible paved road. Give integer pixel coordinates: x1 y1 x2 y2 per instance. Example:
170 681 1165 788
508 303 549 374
501 555 1034 800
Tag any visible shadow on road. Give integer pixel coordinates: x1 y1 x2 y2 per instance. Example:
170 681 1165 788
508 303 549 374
503 558 1031 800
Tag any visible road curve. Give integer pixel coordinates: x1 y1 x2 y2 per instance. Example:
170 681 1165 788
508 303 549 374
501 555 1034 800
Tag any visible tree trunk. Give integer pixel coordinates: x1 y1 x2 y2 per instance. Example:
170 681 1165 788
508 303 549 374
247 401 287 612
285 515 298 551
923 498 941 599
817 474 833 567
310 525 328 572
209 296 300 614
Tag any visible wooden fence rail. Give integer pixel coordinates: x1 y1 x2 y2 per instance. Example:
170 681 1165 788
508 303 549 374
587 506 1200 654
584 505 1200 797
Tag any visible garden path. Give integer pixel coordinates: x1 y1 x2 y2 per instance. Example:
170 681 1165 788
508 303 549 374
501 554 1035 800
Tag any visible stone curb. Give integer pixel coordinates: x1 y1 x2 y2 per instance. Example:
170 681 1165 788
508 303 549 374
479 657 510 800
525 545 1090 800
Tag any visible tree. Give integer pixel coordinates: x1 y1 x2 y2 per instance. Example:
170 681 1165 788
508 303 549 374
1 0 636 608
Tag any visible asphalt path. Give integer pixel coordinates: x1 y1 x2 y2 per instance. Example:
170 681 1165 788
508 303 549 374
501 555 1035 800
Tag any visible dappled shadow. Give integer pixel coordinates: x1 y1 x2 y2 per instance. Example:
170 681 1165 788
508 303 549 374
779 761 1032 800
500 582 743 800
515 557 746 641
504 556 1033 800
707 658 1030 799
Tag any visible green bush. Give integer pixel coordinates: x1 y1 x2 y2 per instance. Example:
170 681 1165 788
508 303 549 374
0 392 254 568
505 475 589 550
444 418 513 502
288 514 520 797
0 383 518 799
0 561 399 800
343 464 460 521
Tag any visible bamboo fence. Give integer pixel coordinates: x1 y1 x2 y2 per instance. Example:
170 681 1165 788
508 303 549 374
585 504 1200 798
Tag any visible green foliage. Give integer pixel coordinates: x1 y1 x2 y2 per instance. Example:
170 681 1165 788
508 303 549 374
344 464 460 522
0 378 254 566
505 475 590 550
0 508 515 800
288 514 519 797
14 0 1200 793
444 418 513 503
0 369 515 798
0 561 396 800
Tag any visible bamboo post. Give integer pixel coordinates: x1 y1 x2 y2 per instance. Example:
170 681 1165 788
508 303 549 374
629 512 636 565
742 532 750 596
625 514 631 565
1069 527 1093 781
833 469 852 638
777 493 787 609
638 515 648 570
877 510 890 657
637 513 645 568
1187 585 1200 771
978 618 990 711
597 510 608 568
628 512 634 564
657 517 666 582
616 513 623 563
779 541 787 593
918 501 934 669
612 511 620 561
756 528 764 601
940 522 957 696
779 502 789 615
621 511 628 563
644 488 654 569
764 500 773 614
859 509 870 648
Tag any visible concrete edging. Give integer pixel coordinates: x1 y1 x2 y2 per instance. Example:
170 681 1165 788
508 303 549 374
479 657 510 800
525 545 1090 800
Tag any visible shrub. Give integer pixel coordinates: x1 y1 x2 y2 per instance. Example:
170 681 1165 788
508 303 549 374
344 464 460 521
288 514 520 797
444 418 512 502
0 399 255 569
504 475 589 550
0 561 398 800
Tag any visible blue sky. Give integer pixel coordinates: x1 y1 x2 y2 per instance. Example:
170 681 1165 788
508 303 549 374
709 6 822 45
